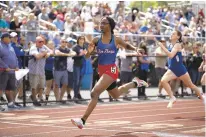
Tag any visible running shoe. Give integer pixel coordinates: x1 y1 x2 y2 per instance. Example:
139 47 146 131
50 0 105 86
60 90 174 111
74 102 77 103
71 118 84 129
167 96 177 108
132 77 149 87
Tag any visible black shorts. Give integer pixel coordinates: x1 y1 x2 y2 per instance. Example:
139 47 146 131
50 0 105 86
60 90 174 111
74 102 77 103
107 81 117 91
0 72 16 91
45 70 53 81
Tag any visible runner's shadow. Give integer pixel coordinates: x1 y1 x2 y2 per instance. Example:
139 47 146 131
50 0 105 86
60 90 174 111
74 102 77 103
174 116 205 121
191 116 205 121
113 132 139 137
74 135 105 137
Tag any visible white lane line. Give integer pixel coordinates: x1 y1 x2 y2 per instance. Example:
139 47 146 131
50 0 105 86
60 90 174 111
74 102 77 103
0 105 204 122
1 110 204 137
0 116 194 130
7 99 202 114
160 125 205 132
152 131 204 137
0 111 204 134
3 124 204 137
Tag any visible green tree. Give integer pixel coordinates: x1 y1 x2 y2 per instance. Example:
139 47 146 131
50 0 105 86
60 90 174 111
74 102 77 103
129 1 168 12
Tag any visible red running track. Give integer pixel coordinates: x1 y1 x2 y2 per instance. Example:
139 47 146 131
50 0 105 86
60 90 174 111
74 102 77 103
0 99 205 137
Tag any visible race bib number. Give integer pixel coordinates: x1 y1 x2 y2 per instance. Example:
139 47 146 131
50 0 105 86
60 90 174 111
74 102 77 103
111 66 116 74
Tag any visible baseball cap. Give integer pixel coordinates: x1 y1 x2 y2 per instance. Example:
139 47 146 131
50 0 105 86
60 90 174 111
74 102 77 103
1 33 10 39
160 37 166 42
10 32 18 37
67 37 77 44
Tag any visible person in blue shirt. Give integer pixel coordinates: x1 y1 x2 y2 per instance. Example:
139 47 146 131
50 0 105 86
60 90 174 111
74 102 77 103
71 16 148 129
10 32 25 68
0 33 20 109
10 32 25 101
157 30 205 108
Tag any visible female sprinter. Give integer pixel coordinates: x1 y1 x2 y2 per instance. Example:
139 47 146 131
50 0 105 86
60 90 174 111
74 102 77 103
157 30 205 108
71 16 148 129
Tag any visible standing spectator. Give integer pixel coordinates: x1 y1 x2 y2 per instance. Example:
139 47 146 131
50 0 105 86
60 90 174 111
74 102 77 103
66 39 75 100
0 33 20 109
0 11 7 103
10 32 25 101
187 42 203 88
44 41 56 104
72 36 87 101
54 37 76 103
137 42 150 99
119 48 138 101
154 38 167 98
28 36 51 106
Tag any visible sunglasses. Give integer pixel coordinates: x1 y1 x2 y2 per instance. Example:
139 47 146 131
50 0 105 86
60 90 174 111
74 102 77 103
38 41 44 43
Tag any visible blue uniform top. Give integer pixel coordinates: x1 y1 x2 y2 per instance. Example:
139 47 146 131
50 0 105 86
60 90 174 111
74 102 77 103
96 35 118 65
140 56 149 71
168 43 187 77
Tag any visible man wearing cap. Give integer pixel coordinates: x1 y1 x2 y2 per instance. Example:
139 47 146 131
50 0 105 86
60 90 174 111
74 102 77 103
154 38 167 98
10 32 25 101
53 37 76 103
0 33 20 109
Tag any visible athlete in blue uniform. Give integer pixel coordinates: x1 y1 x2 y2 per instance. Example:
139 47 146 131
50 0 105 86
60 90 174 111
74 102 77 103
157 30 205 108
71 17 148 129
